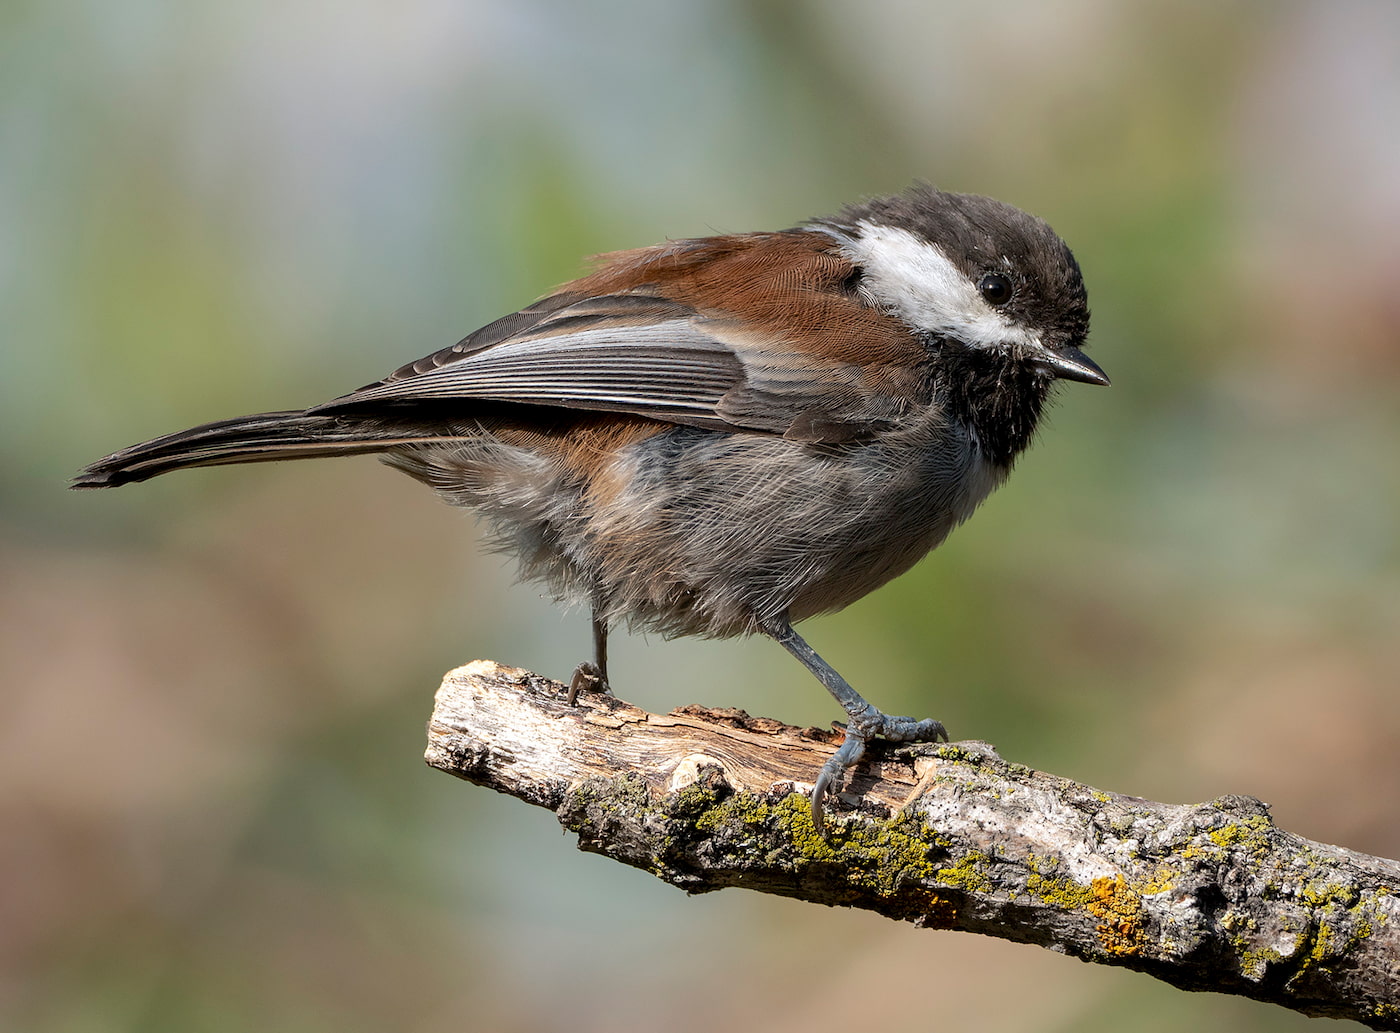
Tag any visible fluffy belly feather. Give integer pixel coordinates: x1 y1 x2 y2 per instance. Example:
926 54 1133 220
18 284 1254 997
389 410 1006 640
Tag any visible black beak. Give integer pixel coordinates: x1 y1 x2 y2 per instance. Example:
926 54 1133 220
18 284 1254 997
1037 345 1110 386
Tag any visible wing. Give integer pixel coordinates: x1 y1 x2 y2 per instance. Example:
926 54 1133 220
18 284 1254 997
314 231 932 442
318 293 748 429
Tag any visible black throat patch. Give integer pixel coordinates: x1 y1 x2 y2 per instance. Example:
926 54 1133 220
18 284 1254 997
932 341 1052 469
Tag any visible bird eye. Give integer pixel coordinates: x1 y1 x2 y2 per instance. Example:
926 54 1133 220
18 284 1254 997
977 272 1013 306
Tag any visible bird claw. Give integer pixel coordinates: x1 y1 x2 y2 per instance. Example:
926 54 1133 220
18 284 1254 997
847 704 948 746
565 662 610 705
810 706 949 836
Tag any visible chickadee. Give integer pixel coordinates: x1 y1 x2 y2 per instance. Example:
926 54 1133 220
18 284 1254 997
74 183 1106 830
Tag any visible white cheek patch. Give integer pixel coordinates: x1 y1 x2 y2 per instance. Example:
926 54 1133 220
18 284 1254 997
836 222 1036 351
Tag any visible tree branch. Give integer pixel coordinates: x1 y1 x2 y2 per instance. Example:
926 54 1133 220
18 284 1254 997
424 661 1400 1028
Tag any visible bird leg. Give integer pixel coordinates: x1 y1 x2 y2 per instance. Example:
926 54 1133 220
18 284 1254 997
566 607 611 705
758 614 948 833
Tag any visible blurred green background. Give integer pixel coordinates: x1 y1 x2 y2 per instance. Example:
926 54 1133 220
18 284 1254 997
6 0 1400 1029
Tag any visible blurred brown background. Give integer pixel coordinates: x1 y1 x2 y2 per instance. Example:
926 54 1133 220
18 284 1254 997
6 1 1400 1029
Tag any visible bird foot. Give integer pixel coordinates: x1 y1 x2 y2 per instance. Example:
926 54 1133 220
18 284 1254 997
565 662 610 705
811 704 948 835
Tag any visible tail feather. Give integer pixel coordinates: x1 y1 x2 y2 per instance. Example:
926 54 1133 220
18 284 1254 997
72 410 456 488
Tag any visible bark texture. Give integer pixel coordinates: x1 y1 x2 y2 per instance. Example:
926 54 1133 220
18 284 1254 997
425 660 1400 1028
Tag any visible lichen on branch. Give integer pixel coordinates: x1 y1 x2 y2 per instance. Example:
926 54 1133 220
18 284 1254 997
425 661 1400 1030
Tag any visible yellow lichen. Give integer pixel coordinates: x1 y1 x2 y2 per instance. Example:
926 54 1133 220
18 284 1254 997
1139 867 1176 895
934 853 992 894
1206 814 1274 862
1025 854 1093 910
1088 874 1146 956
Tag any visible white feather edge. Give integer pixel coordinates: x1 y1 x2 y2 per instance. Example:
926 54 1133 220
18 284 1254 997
336 320 740 410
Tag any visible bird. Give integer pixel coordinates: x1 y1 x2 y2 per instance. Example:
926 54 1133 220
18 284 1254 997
73 183 1107 831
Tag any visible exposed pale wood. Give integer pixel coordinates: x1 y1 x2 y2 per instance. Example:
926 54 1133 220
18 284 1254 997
425 660 1400 1029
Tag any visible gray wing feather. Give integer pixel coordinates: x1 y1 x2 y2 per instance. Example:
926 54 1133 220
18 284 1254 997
315 296 750 428
311 291 916 439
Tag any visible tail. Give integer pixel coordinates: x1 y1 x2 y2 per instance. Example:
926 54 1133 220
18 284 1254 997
72 410 455 488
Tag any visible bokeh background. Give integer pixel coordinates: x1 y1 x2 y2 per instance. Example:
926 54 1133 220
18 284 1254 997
6 0 1400 1029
